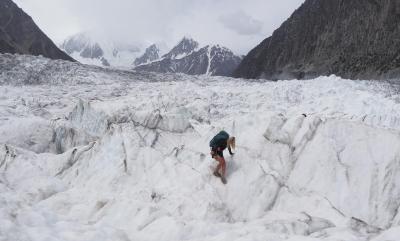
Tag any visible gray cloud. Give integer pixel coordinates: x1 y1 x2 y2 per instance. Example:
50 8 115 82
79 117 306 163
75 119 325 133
13 0 305 55
219 11 263 36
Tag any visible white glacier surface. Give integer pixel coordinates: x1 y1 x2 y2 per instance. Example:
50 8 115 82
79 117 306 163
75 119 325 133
1 54 400 241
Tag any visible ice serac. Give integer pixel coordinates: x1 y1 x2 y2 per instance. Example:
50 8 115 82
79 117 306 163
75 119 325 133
134 38 242 77
0 117 55 153
53 100 109 154
234 0 400 80
286 119 400 229
0 0 74 61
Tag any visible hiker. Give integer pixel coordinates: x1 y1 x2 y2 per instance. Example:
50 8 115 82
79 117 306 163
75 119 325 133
209 130 235 184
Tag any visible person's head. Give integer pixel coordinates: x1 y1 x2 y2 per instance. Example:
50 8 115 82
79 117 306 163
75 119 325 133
227 136 236 150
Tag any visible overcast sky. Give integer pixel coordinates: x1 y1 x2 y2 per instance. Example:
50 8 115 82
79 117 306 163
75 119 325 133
14 0 304 55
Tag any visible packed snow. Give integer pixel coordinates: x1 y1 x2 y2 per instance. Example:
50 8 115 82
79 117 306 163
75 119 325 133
1 53 400 241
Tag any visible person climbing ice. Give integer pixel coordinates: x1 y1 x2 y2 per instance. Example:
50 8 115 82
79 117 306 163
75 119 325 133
209 130 235 184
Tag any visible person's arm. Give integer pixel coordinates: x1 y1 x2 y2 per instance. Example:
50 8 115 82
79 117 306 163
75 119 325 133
228 146 234 155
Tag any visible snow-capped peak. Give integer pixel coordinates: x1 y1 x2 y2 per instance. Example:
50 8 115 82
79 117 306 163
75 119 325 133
133 44 160 66
134 38 242 77
60 32 142 68
162 37 199 59
61 32 99 57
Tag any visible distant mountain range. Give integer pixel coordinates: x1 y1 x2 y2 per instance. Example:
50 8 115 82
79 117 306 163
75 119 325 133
134 37 242 77
60 32 143 67
60 34 242 77
0 0 240 77
3 0 400 81
0 0 73 61
234 0 400 80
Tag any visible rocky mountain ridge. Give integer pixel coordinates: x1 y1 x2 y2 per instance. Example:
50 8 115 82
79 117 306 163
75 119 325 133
234 0 400 80
0 0 74 61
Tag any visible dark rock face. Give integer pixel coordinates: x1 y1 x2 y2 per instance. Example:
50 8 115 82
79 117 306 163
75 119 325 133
135 39 242 77
134 44 159 66
209 45 242 76
234 0 400 80
0 0 74 61
100 57 110 67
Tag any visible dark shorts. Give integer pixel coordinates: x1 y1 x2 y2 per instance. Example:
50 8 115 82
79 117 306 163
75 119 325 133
211 147 223 158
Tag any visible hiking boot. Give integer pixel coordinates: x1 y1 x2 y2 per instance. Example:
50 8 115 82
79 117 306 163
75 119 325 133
213 170 221 177
221 176 227 184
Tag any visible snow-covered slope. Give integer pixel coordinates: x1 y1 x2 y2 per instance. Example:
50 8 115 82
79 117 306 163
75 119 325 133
2 53 400 241
60 32 142 68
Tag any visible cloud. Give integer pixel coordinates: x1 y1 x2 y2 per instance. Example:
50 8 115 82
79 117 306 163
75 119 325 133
13 0 305 55
219 11 263 36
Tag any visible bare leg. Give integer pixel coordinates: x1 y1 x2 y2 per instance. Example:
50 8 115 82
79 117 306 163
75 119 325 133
214 156 226 177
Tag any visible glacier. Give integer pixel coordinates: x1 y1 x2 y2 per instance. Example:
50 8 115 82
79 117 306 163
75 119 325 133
1 53 400 241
